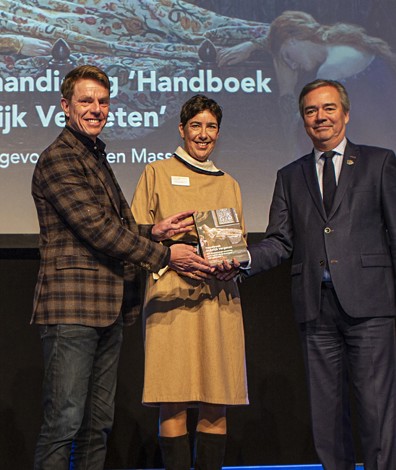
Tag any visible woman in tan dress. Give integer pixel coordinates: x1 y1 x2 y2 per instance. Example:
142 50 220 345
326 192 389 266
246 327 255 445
131 95 248 470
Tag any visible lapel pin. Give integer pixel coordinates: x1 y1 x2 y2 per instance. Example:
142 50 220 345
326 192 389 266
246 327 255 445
346 159 354 165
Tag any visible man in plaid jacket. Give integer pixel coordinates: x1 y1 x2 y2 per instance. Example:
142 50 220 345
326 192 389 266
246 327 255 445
31 65 210 470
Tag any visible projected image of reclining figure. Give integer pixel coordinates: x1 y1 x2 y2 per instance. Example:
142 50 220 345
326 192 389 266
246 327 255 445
266 10 396 152
1 1 395 146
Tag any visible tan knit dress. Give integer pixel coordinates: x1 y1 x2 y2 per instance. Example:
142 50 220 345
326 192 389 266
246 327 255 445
131 148 249 406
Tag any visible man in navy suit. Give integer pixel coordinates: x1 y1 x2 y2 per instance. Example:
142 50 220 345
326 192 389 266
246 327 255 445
249 79 396 470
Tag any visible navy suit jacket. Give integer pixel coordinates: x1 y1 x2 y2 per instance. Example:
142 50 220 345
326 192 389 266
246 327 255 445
249 140 396 323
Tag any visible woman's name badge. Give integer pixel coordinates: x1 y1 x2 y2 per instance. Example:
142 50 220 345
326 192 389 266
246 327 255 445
171 176 190 186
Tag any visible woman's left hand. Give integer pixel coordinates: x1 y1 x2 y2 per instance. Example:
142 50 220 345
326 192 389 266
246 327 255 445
152 211 195 241
176 268 213 281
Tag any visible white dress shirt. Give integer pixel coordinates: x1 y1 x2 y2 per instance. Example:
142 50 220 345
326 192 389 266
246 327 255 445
314 137 347 196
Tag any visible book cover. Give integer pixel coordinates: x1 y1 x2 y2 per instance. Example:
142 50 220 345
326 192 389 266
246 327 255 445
193 207 249 266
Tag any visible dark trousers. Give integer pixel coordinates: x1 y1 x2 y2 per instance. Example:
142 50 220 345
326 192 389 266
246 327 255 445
299 285 396 470
34 317 123 470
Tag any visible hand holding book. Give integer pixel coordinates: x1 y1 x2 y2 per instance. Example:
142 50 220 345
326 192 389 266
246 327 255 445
193 207 249 267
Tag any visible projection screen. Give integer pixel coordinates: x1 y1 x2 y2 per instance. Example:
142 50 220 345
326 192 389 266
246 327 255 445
1 0 395 235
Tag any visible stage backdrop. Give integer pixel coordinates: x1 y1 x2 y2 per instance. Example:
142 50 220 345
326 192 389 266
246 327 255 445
1 0 396 235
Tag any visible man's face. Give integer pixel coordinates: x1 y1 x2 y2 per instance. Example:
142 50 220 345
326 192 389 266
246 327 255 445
179 110 219 162
61 78 110 141
302 85 349 151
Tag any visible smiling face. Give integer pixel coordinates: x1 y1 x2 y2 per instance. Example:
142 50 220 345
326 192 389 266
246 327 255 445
302 85 349 151
179 110 220 162
61 78 110 141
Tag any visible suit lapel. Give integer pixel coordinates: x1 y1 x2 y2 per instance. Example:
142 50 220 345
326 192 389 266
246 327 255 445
329 141 358 217
301 142 359 220
88 147 136 227
105 164 136 226
302 151 326 218
61 128 124 219
90 147 136 227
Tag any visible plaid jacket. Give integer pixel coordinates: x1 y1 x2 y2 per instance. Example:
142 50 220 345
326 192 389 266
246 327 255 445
31 127 168 327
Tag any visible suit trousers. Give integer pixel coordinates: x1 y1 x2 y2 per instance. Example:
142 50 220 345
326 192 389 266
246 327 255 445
298 285 396 470
34 317 123 470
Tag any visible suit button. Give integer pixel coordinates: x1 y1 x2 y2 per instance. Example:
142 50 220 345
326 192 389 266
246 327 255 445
319 260 325 266
324 227 332 234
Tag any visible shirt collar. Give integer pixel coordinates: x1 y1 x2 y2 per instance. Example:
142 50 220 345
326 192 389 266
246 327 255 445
314 138 347 163
66 125 106 159
174 146 222 173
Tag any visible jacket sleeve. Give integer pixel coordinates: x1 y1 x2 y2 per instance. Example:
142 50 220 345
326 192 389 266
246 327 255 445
34 143 168 273
248 170 294 276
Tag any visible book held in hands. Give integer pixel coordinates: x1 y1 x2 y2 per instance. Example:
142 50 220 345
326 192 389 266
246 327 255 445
193 208 249 266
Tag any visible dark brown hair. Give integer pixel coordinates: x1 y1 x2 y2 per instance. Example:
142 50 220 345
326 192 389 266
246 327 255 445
180 94 222 128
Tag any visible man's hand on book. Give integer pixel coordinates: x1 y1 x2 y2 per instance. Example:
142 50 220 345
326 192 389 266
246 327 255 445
214 259 241 281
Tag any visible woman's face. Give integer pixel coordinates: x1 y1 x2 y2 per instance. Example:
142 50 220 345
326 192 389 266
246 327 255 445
179 110 220 162
280 38 324 71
